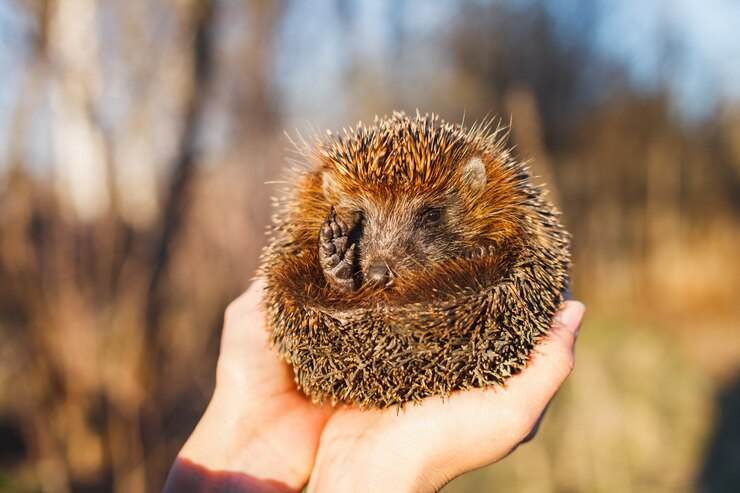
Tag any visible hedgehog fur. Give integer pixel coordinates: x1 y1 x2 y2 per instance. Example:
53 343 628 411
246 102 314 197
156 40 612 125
259 112 571 409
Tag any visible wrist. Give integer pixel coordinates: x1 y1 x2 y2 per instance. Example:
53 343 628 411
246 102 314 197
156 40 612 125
164 456 297 493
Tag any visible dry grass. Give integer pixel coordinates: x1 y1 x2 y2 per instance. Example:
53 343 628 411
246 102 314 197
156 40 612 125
1 2 739 492
2 130 739 492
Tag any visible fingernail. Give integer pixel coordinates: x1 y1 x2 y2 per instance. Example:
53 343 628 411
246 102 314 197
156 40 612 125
555 301 585 337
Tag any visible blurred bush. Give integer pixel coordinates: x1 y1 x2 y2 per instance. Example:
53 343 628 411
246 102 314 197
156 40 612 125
0 1 738 492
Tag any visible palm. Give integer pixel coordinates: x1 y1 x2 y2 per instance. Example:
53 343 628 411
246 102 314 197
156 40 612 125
210 287 333 489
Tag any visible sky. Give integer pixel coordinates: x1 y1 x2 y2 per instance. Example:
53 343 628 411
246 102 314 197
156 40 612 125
273 0 740 124
0 2 33 170
1 0 740 170
586 0 740 119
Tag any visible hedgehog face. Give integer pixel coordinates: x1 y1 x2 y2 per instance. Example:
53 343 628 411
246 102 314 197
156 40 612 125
319 155 493 292
353 192 459 286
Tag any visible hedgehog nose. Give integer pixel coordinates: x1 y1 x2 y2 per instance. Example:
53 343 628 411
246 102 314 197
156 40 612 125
366 264 391 287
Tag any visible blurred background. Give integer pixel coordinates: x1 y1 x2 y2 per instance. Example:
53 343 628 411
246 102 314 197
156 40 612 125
1 0 739 492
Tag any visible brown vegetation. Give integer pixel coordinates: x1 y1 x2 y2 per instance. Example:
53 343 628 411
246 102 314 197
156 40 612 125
0 1 738 492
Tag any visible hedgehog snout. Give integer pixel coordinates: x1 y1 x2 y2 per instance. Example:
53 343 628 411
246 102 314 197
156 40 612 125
365 263 393 287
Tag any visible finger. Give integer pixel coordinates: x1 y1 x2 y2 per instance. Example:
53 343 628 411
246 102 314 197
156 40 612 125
406 301 585 477
494 300 585 429
216 280 298 394
553 300 585 338
509 301 585 393
225 279 264 317
221 279 266 351
436 301 586 446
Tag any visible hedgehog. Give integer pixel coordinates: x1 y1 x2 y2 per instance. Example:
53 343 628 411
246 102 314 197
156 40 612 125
259 112 570 409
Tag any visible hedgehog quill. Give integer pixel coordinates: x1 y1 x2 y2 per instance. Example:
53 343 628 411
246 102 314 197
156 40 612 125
259 112 570 409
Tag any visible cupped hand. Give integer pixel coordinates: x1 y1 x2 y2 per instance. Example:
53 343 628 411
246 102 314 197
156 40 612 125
308 299 584 492
166 281 333 492
165 280 585 493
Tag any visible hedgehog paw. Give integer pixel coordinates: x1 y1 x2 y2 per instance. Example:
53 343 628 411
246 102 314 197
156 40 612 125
319 207 357 293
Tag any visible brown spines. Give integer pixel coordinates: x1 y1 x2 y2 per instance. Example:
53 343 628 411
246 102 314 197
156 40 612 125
260 112 571 409
317 113 473 191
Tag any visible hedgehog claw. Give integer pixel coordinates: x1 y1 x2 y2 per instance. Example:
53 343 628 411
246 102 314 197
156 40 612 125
319 207 358 293
345 243 356 263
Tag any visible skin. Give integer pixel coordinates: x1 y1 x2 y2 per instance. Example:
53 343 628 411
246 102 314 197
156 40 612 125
164 280 585 492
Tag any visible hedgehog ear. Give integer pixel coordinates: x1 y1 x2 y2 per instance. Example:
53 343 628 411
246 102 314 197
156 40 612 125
461 157 487 192
322 171 339 199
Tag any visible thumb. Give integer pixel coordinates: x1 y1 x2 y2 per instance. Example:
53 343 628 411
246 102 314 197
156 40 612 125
488 300 585 441
554 300 586 339
539 300 586 384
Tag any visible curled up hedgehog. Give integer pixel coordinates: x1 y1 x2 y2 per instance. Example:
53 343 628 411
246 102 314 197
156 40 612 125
259 112 570 409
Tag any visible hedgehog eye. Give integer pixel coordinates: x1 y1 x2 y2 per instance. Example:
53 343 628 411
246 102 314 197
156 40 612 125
420 207 443 227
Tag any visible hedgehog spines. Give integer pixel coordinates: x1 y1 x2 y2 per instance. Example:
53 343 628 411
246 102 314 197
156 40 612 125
260 112 571 409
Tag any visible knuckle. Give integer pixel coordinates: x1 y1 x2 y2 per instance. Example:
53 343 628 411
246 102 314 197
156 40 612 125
562 346 576 373
224 294 252 326
520 425 539 444
549 331 576 376
224 298 240 323
548 354 574 385
508 408 541 443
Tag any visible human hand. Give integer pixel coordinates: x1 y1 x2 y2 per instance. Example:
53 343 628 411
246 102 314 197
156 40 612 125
308 299 585 492
164 280 333 492
164 280 585 492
